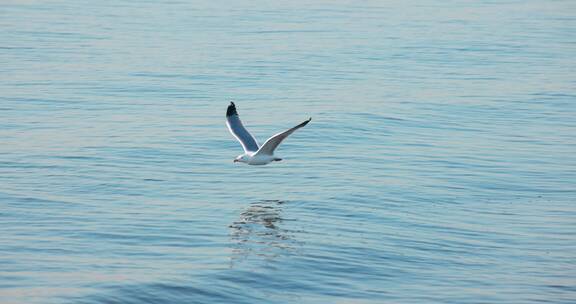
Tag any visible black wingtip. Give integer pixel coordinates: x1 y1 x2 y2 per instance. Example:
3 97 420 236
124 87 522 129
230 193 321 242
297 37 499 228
226 102 237 117
299 117 312 128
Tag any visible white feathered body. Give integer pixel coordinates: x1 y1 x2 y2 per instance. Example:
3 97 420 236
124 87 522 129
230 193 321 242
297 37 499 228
237 153 276 165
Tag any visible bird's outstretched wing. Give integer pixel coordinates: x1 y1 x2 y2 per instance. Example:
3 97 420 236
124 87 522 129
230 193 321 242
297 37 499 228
255 118 311 156
226 102 259 153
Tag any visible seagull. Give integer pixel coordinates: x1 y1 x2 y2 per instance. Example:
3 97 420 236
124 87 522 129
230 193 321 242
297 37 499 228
226 102 311 165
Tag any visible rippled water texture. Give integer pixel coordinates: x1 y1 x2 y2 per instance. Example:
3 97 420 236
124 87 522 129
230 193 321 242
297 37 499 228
1 1 575 303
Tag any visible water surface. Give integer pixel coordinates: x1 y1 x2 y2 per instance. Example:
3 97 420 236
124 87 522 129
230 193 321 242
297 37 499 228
1 1 575 303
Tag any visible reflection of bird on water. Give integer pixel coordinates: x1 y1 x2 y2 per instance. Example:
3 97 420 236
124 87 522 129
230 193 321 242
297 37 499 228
229 200 301 267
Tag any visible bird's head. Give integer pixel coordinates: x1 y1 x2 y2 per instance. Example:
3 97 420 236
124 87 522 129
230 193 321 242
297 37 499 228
234 155 249 163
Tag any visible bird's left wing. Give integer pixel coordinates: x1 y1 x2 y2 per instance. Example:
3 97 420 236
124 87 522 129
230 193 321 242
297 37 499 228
226 102 259 153
254 118 311 156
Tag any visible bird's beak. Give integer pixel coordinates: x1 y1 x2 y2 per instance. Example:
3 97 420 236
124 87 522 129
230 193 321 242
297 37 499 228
233 159 238 163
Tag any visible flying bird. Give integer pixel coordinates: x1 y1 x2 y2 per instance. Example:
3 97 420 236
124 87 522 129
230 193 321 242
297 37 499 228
226 102 311 165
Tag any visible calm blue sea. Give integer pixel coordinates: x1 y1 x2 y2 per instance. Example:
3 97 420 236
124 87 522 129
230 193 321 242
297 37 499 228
1 1 575 303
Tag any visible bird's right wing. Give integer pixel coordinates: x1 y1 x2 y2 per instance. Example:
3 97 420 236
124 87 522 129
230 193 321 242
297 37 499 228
255 118 311 156
226 102 259 153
